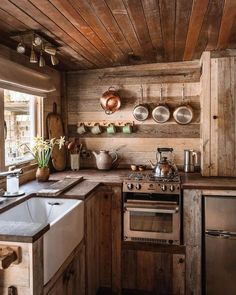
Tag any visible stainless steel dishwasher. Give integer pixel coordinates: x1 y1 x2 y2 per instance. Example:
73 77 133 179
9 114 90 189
204 195 236 295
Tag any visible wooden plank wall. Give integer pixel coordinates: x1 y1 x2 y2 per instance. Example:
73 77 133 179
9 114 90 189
200 54 236 177
66 61 201 168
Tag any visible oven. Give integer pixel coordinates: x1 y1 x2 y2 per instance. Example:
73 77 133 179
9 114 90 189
123 190 181 245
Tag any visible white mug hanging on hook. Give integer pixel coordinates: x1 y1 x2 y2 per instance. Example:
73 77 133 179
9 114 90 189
173 84 194 125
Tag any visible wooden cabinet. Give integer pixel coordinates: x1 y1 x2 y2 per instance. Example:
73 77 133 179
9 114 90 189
84 185 122 295
201 52 236 176
122 245 185 295
45 243 85 295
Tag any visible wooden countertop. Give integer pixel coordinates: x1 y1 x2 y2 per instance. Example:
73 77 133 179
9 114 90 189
49 169 236 190
0 169 236 243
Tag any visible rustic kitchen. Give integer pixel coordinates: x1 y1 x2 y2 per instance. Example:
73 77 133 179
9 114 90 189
0 1 235 295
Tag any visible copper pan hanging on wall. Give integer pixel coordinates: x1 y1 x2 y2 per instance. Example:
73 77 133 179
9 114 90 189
100 86 121 115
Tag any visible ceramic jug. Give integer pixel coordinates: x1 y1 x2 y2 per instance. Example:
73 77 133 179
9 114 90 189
92 150 118 170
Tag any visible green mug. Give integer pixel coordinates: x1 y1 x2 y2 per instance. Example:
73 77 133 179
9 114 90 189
107 123 116 134
122 123 132 134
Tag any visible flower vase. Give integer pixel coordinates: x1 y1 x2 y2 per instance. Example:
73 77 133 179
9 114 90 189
36 167 50 182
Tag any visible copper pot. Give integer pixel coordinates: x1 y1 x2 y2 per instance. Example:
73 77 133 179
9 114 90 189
100 87 121 115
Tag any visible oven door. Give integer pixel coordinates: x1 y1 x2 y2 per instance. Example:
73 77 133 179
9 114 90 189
123 201 180 243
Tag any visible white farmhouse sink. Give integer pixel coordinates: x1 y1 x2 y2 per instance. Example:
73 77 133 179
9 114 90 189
0 197 84 284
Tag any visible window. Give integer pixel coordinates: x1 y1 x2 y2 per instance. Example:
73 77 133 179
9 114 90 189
4 90 42 166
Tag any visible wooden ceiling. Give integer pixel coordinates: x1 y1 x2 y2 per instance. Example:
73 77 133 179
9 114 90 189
0 0 235 71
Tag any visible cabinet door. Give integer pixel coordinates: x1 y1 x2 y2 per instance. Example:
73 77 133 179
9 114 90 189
201 56 236 176
47 244 85 295
122 249 185 294
85 192 100 295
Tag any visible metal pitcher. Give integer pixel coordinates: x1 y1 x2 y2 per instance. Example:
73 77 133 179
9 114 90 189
184 150 198 172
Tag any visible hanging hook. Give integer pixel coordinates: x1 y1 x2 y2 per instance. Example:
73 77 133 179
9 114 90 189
182 84 185 102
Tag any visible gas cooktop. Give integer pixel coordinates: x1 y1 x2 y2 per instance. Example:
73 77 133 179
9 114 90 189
123 172 181 194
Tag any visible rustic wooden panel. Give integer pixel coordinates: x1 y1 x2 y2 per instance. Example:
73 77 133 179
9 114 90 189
200 51 211 176
202 55 236 177
184 189 202 295
215 57 236 176
0 1 236 69
217 0 236 49
183 0 209 60
84 192 100 295
141 0 163 61
111 186 122 294
66 62 201 168
99 191 112 287
122 248 185 294
68 123 200 138
194 0 224 58
175 0 193 61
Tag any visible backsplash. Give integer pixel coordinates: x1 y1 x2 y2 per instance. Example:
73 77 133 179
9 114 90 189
66 61 201 168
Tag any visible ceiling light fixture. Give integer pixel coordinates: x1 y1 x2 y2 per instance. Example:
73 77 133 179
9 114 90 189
16 37 26 54
30 44 38 63
51 55 59 66
39 50 45 67
13 30 60 67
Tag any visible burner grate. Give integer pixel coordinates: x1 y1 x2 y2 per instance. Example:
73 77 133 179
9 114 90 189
127 172 180 183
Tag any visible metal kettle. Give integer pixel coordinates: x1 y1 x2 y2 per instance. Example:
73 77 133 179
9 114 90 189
150 148 178 177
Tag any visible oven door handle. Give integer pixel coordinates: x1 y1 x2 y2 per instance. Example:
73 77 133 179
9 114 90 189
125 206 179 214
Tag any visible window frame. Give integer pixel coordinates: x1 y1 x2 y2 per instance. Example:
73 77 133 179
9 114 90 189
0 88 43 171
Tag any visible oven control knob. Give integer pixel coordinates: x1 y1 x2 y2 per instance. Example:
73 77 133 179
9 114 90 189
135 184 141 190
161 184 167 191
170 185 175 192
127 183 133 190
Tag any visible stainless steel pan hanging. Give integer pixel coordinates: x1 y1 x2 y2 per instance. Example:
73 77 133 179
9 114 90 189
133 85 149 121
173 84 193 125
152 85 170 123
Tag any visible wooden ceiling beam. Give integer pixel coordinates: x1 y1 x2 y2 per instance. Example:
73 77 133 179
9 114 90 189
69 0 125 64
183 0 209 60
174 0 193 61
193 0 224 59
123 0 154 61
105 0 143 57
49 0 117 65
217 0 236 49
159 0 176 61
141 0 163 61
89 0 131 55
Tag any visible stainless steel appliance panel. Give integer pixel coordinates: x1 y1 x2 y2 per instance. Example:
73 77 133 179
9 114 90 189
205 233 236 295
205 196 236 295
205 196 236 232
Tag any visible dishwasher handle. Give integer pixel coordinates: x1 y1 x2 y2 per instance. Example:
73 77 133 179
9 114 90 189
206 229 236 239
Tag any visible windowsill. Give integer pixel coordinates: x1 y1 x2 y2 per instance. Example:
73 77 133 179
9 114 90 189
5 156 34 168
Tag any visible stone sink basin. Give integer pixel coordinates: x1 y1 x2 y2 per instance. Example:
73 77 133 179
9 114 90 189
0 197 84 284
